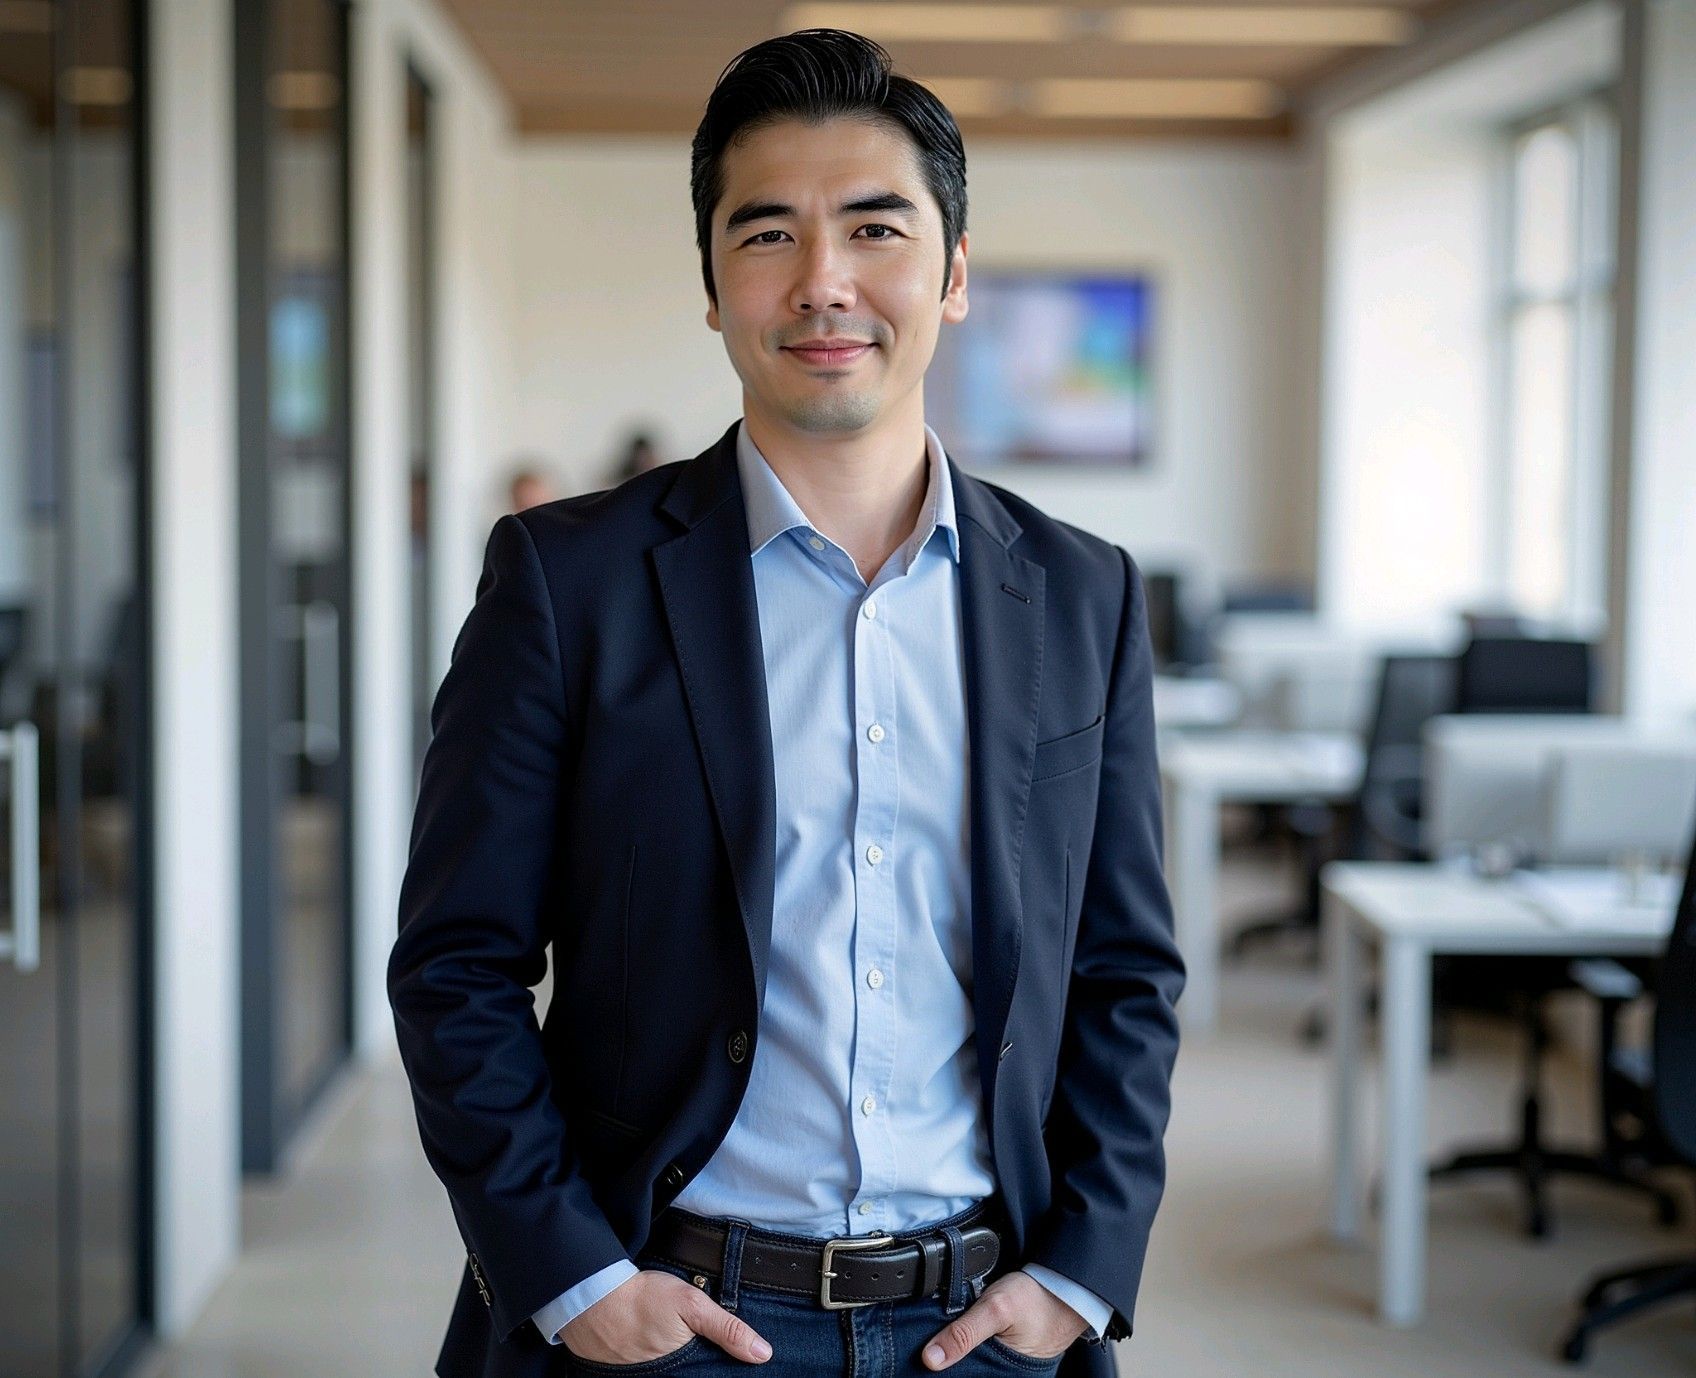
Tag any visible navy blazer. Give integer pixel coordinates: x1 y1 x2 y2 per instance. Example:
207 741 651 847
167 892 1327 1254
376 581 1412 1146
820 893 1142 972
388 419 1185 1378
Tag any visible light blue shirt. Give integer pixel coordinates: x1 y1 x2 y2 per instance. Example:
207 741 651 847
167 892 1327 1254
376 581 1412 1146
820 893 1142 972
533 420 1110 1345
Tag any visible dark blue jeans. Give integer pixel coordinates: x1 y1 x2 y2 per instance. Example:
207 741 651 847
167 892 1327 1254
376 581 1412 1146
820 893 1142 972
563 1203 1063 1378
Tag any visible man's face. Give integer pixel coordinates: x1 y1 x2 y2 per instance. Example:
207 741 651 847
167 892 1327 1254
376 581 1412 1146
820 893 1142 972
705 116 968 438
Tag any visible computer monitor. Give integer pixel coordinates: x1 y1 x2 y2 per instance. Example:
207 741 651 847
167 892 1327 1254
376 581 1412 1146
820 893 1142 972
1457 636 1594 714
1142 571 1179 670
1542 742 1696 864
1423 714 1627 859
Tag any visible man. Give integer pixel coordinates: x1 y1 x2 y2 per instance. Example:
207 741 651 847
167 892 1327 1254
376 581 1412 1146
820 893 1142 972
388 29 1183 1378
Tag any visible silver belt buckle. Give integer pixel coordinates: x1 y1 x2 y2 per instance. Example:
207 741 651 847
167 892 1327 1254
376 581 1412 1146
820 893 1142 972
819 1231 892 1310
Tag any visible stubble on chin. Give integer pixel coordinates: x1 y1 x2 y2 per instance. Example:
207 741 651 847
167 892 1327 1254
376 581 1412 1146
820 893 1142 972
778 388 882 434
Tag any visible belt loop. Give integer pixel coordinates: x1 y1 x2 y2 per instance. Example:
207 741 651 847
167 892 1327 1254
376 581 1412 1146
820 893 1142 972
719 1219 751 1314
940 1224 968 1316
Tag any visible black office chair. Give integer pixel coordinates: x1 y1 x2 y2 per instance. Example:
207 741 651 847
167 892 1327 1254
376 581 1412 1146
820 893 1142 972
1561 824 1696 1362
1456 634 1595 714
1235 654 1461 965
1294 655 1459 1042
1425 633 1680 1236
1220 581 1315 615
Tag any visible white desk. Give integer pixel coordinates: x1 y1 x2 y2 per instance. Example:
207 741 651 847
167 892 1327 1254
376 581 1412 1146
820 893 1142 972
1159 730 1363 1032
1152 674 1242 732
1323 862 1679 1326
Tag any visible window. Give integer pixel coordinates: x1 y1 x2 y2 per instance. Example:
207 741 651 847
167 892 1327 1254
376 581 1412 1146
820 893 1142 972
1493 96 1616 626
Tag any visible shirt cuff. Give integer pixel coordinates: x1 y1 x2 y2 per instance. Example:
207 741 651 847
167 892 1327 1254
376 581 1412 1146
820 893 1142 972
531 1259 642 1344
1019 1263 1112 1343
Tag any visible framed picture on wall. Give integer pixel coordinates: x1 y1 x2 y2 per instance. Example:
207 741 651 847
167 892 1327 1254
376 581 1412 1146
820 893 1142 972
927 268 1155 469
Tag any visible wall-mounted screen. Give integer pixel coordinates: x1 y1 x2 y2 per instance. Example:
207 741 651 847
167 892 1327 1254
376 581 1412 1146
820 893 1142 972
928 270 1155 469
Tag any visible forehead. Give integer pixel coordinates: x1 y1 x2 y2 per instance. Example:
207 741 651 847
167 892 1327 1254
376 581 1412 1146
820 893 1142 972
715 116 933 214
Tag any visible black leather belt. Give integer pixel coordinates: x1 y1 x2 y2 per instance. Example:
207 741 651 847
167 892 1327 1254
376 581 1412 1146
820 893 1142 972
641 1201 1004 1310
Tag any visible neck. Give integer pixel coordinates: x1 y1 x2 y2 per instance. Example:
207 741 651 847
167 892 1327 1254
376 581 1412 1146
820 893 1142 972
742 392 931 584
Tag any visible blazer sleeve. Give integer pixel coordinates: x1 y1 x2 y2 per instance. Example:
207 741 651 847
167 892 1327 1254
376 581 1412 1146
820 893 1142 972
1020 547 1186 1343
387 512 633 1344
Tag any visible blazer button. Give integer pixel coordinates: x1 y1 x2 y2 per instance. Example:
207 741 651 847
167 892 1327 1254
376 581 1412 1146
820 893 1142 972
663 1162 686 1189
727 1029 749 1064
468 1252 491 1306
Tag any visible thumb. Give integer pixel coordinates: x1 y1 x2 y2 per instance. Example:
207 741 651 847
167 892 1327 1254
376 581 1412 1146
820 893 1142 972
683 1293 774 1364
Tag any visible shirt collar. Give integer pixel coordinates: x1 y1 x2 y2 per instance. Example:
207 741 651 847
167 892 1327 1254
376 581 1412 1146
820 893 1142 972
734 418 961 565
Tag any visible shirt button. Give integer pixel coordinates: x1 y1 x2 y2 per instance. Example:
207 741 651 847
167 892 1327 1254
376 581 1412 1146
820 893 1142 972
863 599 878 619
865 844 883 866
808 535 825 550
860 1095 877 1116
866 967 884 989
867 723 885 743
857 1201 874 1216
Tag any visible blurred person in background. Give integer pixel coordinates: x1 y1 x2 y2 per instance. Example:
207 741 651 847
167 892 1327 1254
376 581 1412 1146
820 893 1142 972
615 428 666 482
508 463 558 513
390 29 1182 1378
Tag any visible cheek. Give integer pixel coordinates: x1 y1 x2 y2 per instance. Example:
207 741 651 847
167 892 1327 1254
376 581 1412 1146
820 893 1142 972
873 262 944 333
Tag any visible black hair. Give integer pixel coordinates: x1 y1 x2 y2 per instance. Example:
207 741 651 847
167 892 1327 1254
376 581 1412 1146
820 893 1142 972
690 29 967 306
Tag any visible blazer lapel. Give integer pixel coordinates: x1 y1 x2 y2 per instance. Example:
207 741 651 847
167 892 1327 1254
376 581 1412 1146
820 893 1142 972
948 453 1046 1122
652 422 778 1010
649 421 1048 1115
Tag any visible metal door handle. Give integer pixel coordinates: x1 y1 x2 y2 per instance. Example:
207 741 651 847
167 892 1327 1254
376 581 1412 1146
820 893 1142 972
275 600 341 766
0 721 41 972
301 600 339 766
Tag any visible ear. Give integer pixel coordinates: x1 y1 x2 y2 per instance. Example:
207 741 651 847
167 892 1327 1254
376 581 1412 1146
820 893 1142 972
941 230 969 325
706 295 721 333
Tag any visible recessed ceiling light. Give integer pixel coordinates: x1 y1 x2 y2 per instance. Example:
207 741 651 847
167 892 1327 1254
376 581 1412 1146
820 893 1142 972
919 73 1285 119
784 3 1416 47
914 77 1013 116
1028 76 1284 118
782 3 1072 42
1109 6 1418 46
60 68 132 106
268 71 341 112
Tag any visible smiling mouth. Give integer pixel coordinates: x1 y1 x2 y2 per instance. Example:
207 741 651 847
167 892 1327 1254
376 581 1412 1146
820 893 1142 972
783 342 876 367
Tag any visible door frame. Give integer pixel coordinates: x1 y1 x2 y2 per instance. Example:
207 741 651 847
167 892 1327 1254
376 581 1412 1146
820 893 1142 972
233 0 357 1176
21 0 160 1370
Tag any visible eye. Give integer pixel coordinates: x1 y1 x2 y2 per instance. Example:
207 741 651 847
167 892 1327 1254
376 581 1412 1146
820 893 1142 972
744 229 789 246
856 224 900 240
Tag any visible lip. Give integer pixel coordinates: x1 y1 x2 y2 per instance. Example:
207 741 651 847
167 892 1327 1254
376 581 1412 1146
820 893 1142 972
783 341 875 367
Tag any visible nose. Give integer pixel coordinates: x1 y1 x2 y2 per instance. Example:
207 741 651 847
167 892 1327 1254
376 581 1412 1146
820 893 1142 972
789 234 856 315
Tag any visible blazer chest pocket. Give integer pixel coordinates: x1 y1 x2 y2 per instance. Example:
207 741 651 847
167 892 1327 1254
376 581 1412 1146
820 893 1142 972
1031 712 1105 783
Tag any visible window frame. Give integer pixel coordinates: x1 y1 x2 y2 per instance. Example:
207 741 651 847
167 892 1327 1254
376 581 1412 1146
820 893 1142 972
1487 87 1618 630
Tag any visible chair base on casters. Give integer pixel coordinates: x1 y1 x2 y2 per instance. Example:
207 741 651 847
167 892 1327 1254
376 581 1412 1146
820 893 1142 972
1229 904 1319 960
1429 1142 1681 1239
1560 1255 1696 1363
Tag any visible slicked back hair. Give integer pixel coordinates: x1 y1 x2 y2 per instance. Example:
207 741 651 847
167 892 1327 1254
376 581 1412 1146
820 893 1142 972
690 29 968 306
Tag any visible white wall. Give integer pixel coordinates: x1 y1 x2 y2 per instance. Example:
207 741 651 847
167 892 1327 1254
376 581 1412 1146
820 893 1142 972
1314 1 1623 637
503 137 1315 589
1620 0 1696 722
149 0 240 1337
348 0 515 1066
145 0 515 1338
1319 127 1495 630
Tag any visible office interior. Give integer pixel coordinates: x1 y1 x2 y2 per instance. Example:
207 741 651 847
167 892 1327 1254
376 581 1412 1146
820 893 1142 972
1 0 1694 1374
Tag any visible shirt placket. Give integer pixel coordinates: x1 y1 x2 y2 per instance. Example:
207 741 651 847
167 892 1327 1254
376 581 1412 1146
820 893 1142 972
847 567 902 1234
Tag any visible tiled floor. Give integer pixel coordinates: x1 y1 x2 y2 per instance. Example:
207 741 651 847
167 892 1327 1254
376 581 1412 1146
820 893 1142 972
137 853 1696 1376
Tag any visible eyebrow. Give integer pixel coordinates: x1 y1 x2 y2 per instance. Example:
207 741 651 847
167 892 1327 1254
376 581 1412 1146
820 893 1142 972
722 190 922 237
